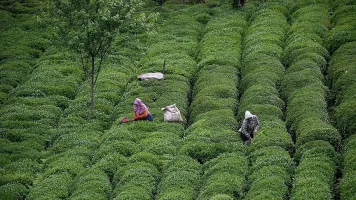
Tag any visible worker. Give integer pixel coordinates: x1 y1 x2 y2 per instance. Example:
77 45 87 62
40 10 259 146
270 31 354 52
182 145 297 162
133 98 153 121
239 111 259 144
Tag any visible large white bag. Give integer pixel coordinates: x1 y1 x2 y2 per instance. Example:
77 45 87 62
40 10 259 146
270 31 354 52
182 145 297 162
161 104 183 122
137 72 164 81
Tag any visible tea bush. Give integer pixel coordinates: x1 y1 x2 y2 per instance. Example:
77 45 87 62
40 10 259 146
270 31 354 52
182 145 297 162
328 42 356 138
197 153 248 199
0 182 28 200
240 6 295 200
340 135 356 200
70 168 111 200
326 4 356 53
290 149 337 200
285 2 342 198
112 162 159 199
25 172 73 200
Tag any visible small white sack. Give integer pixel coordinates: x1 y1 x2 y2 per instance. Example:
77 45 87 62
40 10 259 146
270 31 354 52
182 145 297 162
137 72 164 81
161 104 183 122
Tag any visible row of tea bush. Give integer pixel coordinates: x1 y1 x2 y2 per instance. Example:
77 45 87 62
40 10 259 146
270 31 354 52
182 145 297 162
23 22 143 200
281 1 341 199
191 11 248 199
106 4 206 199
327 1 356 199
239 4 294 199
0 1 48 105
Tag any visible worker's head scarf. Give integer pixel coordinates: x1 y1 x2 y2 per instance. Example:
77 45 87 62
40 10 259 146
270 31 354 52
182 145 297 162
134 98 147 115
245 111 254 119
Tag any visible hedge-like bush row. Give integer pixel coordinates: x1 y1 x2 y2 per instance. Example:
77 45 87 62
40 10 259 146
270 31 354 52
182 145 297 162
0 51 83 198
157 155 201 200
326 4 356 53
106 5 207 199
197 153 248 200
290 141 338 200
180 11 246 165
0 3 49 105
328 42 356 139
282 1 341 148
26 12 147 198
340 135 356 200
328 43 356 200
283 2 342 199
240 7 294 200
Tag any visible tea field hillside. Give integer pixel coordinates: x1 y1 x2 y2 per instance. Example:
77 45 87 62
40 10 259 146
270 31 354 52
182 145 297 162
1 0 356 199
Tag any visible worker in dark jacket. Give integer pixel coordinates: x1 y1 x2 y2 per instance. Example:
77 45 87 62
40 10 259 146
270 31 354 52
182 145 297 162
239 111 259 144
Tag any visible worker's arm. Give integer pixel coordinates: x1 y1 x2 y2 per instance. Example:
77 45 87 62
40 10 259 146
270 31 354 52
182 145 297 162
241 120 251 140
134 110 149 120
253 116 260 133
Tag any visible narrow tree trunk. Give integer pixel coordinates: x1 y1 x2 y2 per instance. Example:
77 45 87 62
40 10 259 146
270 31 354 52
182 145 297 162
90 56 95 109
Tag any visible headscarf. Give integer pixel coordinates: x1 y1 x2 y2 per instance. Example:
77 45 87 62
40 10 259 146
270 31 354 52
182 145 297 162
134 98 148 115
245 111 254 119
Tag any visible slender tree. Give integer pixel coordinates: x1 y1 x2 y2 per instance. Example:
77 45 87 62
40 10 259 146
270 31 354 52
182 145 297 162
51 0 156 109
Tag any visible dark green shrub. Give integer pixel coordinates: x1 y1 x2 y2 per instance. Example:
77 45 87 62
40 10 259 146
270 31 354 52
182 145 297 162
242 54 284 77
163 155 201 175
289 0 330 14
197 173 245 200
296 117 341 148
157 191 195 200
52 131 102 153
291 150 336 200
25 172 72 200
240 85 284 109
240 71 280 92
157 171 200 200
249 122 294 153
238 104 283 122
0 183 29 200
284 39 329 66
248 165 291 187
92 140 140 160
44 154 89 178
330 5 356 26
93 153 128 180
139 132 181 155
245 176 288 200
243 42 283 60
193 85 237 100
202 153 248 178
113 186 152 200
326 23 356 53
250 146 294 175
290 177 332 200
1 158 41 186
340 171 356 200
70 168 111 199
296 155 336 185
294 140 338 164
189 97 236 123
113 162 158 199
207 194 234 200
341 135 356 200
178 138 220 163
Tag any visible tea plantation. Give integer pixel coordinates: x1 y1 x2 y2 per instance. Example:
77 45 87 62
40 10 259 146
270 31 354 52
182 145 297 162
1 0 356 199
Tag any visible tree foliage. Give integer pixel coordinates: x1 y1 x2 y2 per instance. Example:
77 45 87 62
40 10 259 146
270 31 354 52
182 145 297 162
51 0 156 108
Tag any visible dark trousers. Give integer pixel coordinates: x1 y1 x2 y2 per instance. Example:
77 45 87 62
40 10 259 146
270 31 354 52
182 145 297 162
144 113 153 121
240 132 253 142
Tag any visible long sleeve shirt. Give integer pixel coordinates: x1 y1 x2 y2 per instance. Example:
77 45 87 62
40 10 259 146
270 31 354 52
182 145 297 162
241 115 260 139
